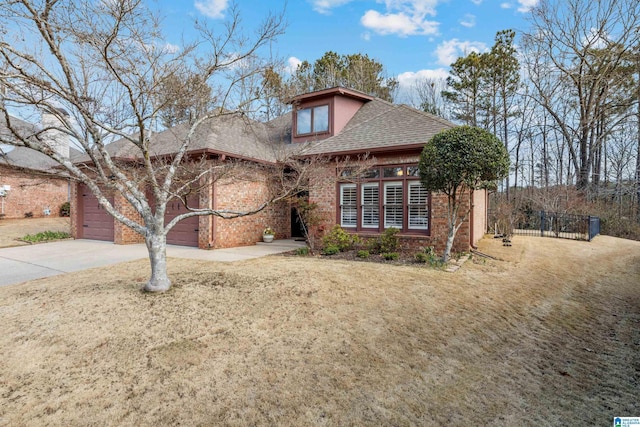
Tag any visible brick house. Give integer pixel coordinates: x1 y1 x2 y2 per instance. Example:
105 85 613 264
68 87 487 253
0 115 71 219
292 87 487 253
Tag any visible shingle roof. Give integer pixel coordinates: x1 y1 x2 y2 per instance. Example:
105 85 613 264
1 146 83 173
302 99 455 155
4 91 457 169
0 115 36 147
74 112 291 164
1 115 83 173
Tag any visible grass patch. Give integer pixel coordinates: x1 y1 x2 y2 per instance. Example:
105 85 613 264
21 230 71 243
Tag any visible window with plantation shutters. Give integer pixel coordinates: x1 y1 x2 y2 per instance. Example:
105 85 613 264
340 184 357 227
408 182 429 230
361 183 379 228
336 165 430 234
384 182 403 228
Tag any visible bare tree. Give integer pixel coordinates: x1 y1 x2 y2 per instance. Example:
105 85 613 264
521 0 640 190
0 0 309 292
636 46 640 224
409 76 448 118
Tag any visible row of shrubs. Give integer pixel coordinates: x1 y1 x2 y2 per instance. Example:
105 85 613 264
16 202 70 219
315 225 444 267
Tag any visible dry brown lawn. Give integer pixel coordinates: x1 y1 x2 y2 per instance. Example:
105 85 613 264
0 234 638 426
0 217 70 248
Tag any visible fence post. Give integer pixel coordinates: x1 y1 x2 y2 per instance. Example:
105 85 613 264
540 211 545 237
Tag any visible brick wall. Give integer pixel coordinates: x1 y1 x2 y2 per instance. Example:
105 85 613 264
212 165 291 249
308 153 474 255
114 192 144 245
0 166 69 219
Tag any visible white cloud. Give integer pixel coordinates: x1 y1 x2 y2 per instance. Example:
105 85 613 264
397 68 450 88
501 2 512 9
396 68 450 104
286 56 302 74
194 0 228 19
517 0 539 12
310 0 353 14
470 0 482 4
383 0 439 17
459 13 476 28
361 11 436 36
361 32 371 41
584 27 609 49
435 39 487 66
360 0 440 37
163 43 180 54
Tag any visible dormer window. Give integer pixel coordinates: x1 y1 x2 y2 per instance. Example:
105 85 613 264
296 105 329 135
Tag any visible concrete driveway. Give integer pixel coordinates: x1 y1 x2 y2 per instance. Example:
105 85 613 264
0 239 306 287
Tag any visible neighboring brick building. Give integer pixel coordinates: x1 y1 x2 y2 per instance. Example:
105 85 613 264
0 115 70 219
10 87 487 253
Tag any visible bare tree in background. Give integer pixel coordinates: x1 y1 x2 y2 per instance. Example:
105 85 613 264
0 0 315 292
521 0 640 190
409 77 448 118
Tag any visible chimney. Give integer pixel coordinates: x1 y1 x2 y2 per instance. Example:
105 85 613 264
42 108 70 159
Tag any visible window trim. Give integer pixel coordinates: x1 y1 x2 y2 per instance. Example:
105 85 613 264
336 164 430 235
383 181 403 229
339 183 357 228
361 182 380 229
407 181 429 231
295 104 330 136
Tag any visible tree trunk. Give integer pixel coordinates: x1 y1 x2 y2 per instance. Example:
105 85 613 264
442 193 465 263
636 102 640 223
637 54 640 224
144 232 171 292
443 225 455 263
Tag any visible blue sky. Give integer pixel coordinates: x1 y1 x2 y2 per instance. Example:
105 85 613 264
156 0 538 98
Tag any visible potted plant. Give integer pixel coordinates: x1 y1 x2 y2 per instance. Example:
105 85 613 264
263 226 275 243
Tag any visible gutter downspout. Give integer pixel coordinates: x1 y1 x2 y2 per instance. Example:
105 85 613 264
469 189 477 250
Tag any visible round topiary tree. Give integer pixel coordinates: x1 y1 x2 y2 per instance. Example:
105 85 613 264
419 126 509 262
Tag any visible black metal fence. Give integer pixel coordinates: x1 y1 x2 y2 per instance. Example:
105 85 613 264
489 210 600 242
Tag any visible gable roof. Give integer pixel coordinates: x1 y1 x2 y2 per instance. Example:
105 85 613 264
302 99 455 156
1 146 83 174
1 115 80 174
3 88 457 170
288 87 374 104
74 112 290 165
0 115 36 143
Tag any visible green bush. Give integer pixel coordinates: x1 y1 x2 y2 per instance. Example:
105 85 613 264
365 238 381 254
21 230 71 243
414 252 430 263
381 252 399 260
322 225 356 252
356 250 370 259
295 247 309 256
321 244 340 255
379 227 400 253
415 246 444 267
59 201 71 217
